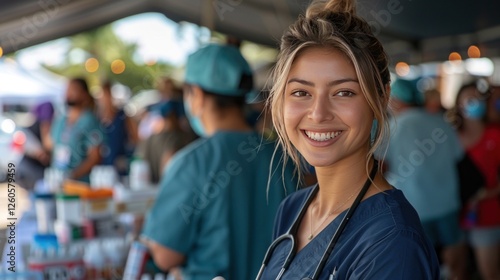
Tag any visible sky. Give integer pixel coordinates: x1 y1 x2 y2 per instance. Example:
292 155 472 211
16 13 203 69
113 13 202 65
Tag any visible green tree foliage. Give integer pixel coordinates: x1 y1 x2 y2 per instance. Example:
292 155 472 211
45 25 174 94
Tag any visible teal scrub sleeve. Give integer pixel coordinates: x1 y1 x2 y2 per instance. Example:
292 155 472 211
50 116 63 144
81 113 104 149
350 229 439 279
141 155 200 254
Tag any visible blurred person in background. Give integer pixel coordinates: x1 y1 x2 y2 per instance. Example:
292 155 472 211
138 77 185 140
453 82 500 280
47 78 103 183
135 99 193 184
424 88 446 115
97 80 138 174
140 44 297 279
383 79 467 279
486 85 500 127
16 101 54 190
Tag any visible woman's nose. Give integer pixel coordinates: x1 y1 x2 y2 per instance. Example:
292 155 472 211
309 96 334 122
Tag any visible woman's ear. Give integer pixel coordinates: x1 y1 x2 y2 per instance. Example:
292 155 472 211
190 85 205 117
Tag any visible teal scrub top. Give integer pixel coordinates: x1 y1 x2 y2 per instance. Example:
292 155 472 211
142 131 297 280
50 109 104 182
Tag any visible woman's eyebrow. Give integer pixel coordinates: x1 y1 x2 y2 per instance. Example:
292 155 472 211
287 78 359 87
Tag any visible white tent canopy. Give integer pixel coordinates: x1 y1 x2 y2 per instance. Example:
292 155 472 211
1 0 500 64
0 59 65 107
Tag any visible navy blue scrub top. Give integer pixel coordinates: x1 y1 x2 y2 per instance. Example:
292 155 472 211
260 186 440 279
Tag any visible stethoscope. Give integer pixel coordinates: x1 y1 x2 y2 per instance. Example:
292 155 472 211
256 161 379 280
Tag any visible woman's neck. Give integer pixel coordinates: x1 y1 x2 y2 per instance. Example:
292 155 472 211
460 118 485 148
462 118 484 133
313 155 374 215
100 103 116 123
67 107 83 123
203 108 252 135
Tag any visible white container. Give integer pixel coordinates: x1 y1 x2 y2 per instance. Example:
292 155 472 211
82 198 114 219
83 241 106 279
43 168 66 193
34 194 56 234
90 165 118 189
56 194 83 226
129 159 150 190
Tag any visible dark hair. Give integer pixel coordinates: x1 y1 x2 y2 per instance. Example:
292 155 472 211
203 90 246 110
71 78 90 93
184 83 248 110
70 77 95 110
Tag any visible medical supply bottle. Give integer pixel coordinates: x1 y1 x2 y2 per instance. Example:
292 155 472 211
123 241 151 279
129 157 150 190
34 193 56 233
83 242 106 279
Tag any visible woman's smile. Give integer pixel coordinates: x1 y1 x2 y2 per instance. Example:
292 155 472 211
304 130 343 142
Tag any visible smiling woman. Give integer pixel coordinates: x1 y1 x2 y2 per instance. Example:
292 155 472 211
257 0 441 279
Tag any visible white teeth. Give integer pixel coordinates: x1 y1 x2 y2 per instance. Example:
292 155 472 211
305 130 342 142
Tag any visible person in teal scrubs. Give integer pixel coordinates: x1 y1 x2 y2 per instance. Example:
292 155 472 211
384 79 467 279
141 44 297 280
49 78 103 183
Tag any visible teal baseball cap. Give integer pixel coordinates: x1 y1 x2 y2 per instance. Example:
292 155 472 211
390 79 423 105
184 44 253 97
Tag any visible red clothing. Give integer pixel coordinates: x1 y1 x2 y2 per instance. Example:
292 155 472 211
467 125 500 227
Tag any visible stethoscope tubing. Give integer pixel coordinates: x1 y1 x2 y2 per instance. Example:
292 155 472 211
256 183 319 279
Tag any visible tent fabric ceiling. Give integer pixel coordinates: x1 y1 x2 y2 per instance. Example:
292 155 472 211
0 0 499 64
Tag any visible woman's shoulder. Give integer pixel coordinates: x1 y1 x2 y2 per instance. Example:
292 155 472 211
355 189 428 240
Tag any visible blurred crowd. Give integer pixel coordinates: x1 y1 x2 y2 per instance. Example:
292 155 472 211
16 76 192 189
382 79 500 280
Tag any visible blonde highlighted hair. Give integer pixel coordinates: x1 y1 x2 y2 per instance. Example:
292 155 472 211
268 0 391 181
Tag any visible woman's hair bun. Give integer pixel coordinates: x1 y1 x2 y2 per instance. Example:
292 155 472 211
306 0 357 18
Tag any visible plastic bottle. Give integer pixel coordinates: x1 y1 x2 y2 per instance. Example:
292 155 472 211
103 238 126 279
154 273 166 280
56 193 83 226
83 241 106 279
34 193 56 234
123 241 150 280
129 157 150 190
